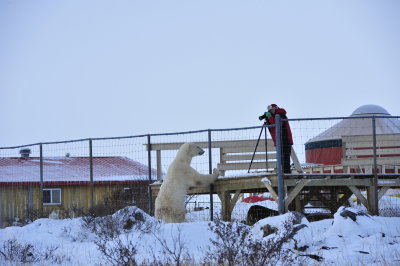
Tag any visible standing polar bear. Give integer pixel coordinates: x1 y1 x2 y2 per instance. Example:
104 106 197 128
155 142 220 223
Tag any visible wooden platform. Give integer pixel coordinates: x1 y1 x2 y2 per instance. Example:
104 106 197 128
150 173 400 221
147 136 400 221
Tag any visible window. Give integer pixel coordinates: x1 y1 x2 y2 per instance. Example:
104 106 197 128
43 188 61 205
123 187 135 204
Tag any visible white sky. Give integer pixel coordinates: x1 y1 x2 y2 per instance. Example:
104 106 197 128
1 0 399 147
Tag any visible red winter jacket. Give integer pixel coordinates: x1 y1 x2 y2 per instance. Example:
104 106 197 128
265 108 293 146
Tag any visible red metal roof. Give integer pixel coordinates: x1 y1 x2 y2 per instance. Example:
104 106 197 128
0 156 157 184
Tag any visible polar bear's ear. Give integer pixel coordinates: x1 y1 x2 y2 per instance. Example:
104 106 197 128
181 142 191 154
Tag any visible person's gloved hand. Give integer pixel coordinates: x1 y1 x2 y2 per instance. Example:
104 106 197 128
265 112 272 119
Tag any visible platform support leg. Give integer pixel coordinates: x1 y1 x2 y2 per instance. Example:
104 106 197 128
367 185 379 215
218 190 241 222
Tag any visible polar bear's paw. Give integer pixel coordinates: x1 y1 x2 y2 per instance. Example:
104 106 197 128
213 168 220 178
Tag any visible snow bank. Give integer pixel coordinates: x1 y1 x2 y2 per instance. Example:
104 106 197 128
1 206 400 265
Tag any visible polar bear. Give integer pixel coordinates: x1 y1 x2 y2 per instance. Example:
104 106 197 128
155 142 220 223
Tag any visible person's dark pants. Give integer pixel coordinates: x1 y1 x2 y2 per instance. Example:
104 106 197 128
282 142 292 174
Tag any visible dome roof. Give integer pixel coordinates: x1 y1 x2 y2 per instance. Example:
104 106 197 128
306 105 399 143
351 104 390 116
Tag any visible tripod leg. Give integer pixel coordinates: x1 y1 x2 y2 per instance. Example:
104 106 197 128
248 126 264 173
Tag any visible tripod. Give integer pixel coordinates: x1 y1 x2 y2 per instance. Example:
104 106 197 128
248 124 269 173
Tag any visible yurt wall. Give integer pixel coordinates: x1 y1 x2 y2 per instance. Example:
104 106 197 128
305 105 400 172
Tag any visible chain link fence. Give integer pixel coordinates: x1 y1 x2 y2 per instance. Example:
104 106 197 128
1 115 399 227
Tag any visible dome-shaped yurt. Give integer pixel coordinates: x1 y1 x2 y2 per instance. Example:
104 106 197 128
305 104 400 166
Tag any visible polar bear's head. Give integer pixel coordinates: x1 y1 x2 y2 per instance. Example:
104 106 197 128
177 142 205 159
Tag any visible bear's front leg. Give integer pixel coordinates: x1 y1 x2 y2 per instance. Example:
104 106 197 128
189 168 220 187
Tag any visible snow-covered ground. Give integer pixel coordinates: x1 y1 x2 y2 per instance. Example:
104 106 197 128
1 200 400 265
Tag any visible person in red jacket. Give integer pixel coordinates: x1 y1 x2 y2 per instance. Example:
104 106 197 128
259 104 293 173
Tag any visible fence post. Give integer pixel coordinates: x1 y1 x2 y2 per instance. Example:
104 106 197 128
39 144 44 211
89 139 94 209
275 115 285 214
370 116 379 215
208 129 214 221
147 135 153 215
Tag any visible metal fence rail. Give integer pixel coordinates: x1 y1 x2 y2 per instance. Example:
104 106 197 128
1 115 399 226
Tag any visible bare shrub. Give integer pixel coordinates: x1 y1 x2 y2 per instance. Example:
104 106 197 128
84 206 157 265
0 238 64 264
202 218 314 266
86 206 193 266
4 207 52 227
82 206 154 240
146 225 193 266
0 238 35 263
90 216 142 266
25 207 50 221
83 215 122 240
63 204 87 218
6 205 83 228
96 235 139 266
203 220 251 265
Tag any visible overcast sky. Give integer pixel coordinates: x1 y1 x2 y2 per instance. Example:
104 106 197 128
1 0 399 147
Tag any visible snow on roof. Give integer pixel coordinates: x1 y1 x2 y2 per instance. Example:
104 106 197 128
0 156 156 183
351 104 390 116
307 105 400 143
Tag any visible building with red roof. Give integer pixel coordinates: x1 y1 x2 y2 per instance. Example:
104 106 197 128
0 151 157 227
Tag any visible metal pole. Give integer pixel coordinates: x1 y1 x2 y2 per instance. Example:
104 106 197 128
372 116 379 215
147 135 153 215
275 115 285 214
264 124 269 171
89 139 94 209
39 144 43 210
208 129 214 221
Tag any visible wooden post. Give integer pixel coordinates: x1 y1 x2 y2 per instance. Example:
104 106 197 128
285 179 310 211
261 178 278 202
295 196 301 212
218 190 241 222
219 190 232 221
348 186 368 209
378 187 390 201
219 147 225 177
367 185 378 215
